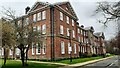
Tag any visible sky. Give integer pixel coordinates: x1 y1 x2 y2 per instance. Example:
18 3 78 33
0 0 119 40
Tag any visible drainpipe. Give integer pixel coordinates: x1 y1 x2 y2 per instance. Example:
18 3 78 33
50 5 54 61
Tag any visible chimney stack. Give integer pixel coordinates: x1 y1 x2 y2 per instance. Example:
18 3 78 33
25 6 30 14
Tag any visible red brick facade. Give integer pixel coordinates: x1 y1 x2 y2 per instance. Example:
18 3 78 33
0 1 106 60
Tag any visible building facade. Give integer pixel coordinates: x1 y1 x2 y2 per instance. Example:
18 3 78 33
0 1 106 60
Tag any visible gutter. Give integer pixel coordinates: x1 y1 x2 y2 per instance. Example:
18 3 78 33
50 5 55 61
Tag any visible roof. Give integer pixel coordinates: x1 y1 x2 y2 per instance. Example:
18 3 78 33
28 1 78 20
84 26 94 32
94 32 105 39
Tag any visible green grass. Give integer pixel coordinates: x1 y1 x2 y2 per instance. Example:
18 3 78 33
55 56 103 64
1 60 63 68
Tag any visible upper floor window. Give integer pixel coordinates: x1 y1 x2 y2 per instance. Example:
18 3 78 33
26 18 29 25
81 30 83 34
60 12 63 21
33 14 36 22
72 30 75 38
42 24 46 34
72 19 74 26
60 25 64 34
66 16 69 24
37 12 41 21
78 36 80 42
78 28 80 33
67 28 70 36
42 11 46 20
61 41 65 54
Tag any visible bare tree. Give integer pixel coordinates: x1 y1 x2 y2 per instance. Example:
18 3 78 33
94 1 120 55
1 7 46 66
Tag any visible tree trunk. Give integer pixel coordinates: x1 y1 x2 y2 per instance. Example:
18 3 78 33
20 49 25 66
4 48 6 65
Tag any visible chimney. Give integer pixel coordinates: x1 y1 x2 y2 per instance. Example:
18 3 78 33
81 25 84 28
25 6 30 14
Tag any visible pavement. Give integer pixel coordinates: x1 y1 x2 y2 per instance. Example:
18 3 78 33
59 56 118 68
15 55 118 68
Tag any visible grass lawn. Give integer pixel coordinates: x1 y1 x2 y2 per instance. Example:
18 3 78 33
55 56 103 64
1 60 63 68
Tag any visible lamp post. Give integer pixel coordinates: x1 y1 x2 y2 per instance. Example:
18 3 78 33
69 30 72 63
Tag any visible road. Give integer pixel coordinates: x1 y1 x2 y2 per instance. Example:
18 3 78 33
77 56 120 68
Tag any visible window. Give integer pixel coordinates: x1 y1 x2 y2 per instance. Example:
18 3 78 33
33 14 36 22
42 11 46 20
2 48 4 56
78 28 80 33
68 42 71 54
43 42 46 54
18 20 21 27
72 30 75 38
0 49 1 56
60 25 64 34
16 48 20 55
74 43 77 54
66 16 69 24
78 36 80 42
37 26 41 32
9 49 12 55
81 30 82 34
72 19 74 26
42 24 46 34
60 12 63 21
26 18 29 25
61 41 65 54
83 47 85 53
32 43 34 55
33 26 36 31
67 28 70 36
36 43 41 54
37 12 41 21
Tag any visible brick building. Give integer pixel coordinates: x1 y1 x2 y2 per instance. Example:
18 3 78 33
0 1 106 60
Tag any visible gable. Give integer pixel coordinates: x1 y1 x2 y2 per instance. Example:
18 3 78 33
54 2 78 20
30 2 48 12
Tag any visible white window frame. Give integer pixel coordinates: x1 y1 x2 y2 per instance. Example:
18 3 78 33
42 42 46 54
78 28 80 33
37 12 41 21
16 48 20 55
60 25 64 34
72 30 75 38
37 26 41 32
33 14 36 22
68 42 71 54
67 28 70 36
60 12 63 21
74 43 77 54
9 49 12 55
78 36 80 42
61 41 65 54
42 11 46 20
26 18 29 25
32 43 34 55
33 26 36 31
36 43 41 55
66 16 69 24
42 24 46 34
72 19 74 26
2 48 4 56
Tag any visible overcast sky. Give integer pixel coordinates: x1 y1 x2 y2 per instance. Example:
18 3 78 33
0 0 119 40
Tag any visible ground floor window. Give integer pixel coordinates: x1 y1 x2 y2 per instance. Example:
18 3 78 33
61 41 65 54
36 43 41 55
42 42 46 54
